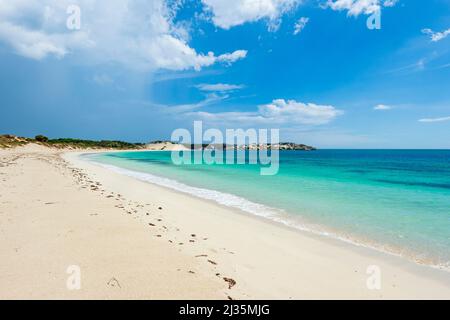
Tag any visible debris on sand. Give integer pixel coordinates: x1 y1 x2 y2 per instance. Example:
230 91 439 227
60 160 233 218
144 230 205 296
223 277 236 289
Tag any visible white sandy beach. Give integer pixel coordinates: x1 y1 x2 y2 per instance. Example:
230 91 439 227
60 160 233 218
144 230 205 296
1 144 449 299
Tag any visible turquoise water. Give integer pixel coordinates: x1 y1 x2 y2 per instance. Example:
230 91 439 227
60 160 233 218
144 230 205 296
86 150 450 268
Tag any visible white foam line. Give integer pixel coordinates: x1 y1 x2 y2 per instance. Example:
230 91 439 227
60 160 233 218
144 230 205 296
96 162 282 219
84 155 450 272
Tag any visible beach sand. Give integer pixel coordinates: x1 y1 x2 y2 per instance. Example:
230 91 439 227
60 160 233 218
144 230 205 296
1 144 449 299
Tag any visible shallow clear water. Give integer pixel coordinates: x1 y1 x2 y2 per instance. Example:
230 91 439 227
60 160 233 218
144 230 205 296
86 150 450 268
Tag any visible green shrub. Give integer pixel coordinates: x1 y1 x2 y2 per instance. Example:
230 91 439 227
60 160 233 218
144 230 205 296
35 135 49 142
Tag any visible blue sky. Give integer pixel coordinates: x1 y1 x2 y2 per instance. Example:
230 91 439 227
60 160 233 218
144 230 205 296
0 0 449 148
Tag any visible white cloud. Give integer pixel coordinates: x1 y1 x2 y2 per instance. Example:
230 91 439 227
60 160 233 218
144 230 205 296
324 0 397 16
422 28 450 42
217 50 248 64
191 99 343 126
383 58 427 75
259 99 343 124
158 93 229 114
373 104 392 110
201 0 301 31
0 0 247 71
418 116 450 123
196 83 245 91
293 17 309 35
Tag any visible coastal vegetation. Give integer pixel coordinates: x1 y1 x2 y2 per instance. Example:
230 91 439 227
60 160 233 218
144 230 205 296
1 135 316 151
0 134 145 150
46 138 146 149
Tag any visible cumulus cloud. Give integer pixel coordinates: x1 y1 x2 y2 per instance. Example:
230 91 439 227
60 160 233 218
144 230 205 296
418 116 450 123
0 0 246 71
191 99 343 126
293 17 309 35
373 104 392 110
422 28 450 42
196 83 245 92
258 99 343 125
324 0 397 16
217 50 248 64
201 0 301 31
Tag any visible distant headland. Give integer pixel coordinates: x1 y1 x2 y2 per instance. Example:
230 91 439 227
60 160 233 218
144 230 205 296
0 135 316 151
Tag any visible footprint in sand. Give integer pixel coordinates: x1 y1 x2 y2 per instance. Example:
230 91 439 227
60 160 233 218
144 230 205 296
107 277 121 288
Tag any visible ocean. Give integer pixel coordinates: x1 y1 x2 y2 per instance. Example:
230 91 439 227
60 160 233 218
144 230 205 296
85 150 450 269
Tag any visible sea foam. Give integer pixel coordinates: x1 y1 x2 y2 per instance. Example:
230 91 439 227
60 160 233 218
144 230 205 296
84 156 450 272
95 162 283 219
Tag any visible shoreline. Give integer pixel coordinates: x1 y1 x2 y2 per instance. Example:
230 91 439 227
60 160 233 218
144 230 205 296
82 151 450 272
1 144 449 299
66 150 450 299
